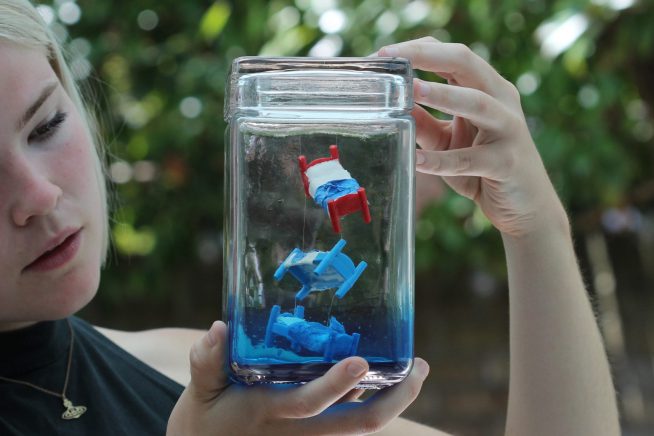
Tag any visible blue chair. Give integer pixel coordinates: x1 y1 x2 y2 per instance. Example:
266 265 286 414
264 304 361 361
274 239 367 301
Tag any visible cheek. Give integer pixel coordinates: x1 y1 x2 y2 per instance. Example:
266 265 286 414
58 114 105 250
58 115 101 201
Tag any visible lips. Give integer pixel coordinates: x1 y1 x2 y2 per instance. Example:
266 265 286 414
24 228 83 273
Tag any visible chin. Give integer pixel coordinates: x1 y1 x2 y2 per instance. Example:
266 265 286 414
0 274 100 326
52 268 101 319
29 261 102 322
51 228 104 319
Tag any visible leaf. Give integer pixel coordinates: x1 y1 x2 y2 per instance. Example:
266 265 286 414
199 1 231 42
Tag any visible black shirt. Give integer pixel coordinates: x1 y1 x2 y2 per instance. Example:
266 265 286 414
0 317 184 435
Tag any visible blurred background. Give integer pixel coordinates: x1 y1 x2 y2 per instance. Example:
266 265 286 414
37 0 652 433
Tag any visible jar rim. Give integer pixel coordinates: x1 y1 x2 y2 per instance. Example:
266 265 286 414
225 57 414 120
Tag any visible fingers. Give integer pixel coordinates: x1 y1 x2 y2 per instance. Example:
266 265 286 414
415 79 514 132
449 115 479 151
416 146 508 180
295 358 430 435
274 356 369 419
379 38 517 104
372 37 442 58
188 320 229 402
413 104 451 151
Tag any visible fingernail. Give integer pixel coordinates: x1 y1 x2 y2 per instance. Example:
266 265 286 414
347 361 367 378
415 359 430 379
415 79 430 97
381 46 399 57
206 322 219 346
416 151 426 165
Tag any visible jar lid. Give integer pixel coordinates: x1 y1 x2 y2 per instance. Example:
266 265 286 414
225 57 413 120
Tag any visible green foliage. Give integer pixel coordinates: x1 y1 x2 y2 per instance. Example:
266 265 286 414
199 1 231 42
47 0 653 305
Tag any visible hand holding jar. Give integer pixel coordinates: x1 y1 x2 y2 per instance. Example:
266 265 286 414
380 37 567 239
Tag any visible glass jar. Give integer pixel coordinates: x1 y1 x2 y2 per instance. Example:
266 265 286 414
224 57 415 388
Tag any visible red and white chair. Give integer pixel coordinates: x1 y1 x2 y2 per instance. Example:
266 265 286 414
298 145 371 234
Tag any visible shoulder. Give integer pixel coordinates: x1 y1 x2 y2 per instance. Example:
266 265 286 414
93 324 205 387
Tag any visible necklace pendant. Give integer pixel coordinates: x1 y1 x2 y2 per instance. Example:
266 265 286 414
62 397 87 420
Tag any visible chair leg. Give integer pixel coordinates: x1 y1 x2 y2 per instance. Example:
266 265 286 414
295 284 311 301
314 239 347 276
329 144 339 159
265 305 281 347
358 188 371 224
349 333 361 356
274 248 302 281
298 155 308 172
335 280 353 300
324 330 337 361
328 200 341 233
335 260 367 299
298 156 310 197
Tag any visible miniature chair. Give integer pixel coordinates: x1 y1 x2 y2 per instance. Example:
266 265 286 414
274 239 367 301
298 145 371 234
264 305 361 361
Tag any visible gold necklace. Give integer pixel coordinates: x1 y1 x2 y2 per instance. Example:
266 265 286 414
0 318 87 420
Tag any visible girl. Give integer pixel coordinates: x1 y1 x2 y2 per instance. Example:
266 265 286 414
0 1 429 434
0 0 619 434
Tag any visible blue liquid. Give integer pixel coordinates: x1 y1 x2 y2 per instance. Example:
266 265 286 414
230 307 413 388
225 123 414 388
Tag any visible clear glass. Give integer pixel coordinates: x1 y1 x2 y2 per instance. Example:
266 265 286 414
224 57 415 388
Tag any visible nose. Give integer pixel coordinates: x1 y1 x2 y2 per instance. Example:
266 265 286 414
10 164 63 227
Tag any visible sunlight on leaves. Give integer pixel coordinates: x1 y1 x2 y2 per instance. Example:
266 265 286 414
200 1 231 42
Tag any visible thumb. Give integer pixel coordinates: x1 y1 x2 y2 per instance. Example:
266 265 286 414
188 320 229 402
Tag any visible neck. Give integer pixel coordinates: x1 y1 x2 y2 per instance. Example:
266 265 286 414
0 321 39 332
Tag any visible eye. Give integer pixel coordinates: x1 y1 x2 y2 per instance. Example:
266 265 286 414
28 111 68 143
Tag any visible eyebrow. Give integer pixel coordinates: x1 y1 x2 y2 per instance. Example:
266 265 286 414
18 81 58 130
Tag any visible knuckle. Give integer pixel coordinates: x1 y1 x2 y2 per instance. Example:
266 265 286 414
287 395 313 418
427 155 442 172
451 43 473 61
324 376 344 399
503 78 521 102
188 343 206 382
439 84 454 106
470 90 491 116
188 341 202 368
415 42 430 59
290 399 312 418
455 153 472 173
500 112 523 132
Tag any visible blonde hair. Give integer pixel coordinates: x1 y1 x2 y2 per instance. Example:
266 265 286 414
0 0 109 263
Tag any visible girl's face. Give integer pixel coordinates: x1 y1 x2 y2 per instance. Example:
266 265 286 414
0 43 104 330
